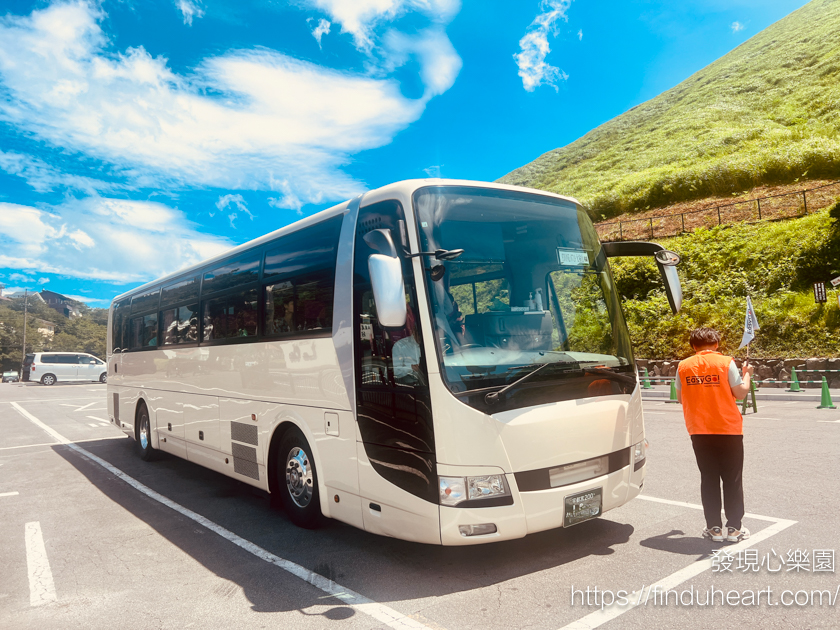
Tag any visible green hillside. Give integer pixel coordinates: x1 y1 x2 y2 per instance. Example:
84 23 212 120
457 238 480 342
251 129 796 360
613 204 840 359
500 0 840 219
0 298 108 371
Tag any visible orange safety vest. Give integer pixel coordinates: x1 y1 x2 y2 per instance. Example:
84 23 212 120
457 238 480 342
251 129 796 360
677 350 743 435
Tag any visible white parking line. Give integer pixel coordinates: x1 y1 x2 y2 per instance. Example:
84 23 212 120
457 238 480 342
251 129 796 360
25 521 57 607
637 494 790 523
0 491 19 497
87 423 98 428
10 401 434 630
1 397 102 404
86 416 107 422
560 495 796 629
0 435 127 452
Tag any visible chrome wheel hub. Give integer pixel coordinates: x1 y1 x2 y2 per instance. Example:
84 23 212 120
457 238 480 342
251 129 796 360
140 420 149 449
285 447 313 508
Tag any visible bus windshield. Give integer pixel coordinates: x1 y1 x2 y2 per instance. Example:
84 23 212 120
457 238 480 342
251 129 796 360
414 186 635 413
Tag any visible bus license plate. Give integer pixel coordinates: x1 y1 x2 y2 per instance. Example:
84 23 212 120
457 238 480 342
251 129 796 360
564 488 602 527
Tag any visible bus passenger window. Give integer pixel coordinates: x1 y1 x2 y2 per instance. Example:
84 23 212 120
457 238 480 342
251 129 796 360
129 314 158 348
264 273 333 336
202 290 258 341
265 282 295 334
162 304 199 345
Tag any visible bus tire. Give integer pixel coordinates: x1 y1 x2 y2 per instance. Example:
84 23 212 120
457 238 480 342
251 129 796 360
277 428 321 529
41 374 56 386
136 402 155 462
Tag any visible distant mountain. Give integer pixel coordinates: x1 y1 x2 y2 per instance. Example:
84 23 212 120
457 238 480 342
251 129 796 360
500 0 840 219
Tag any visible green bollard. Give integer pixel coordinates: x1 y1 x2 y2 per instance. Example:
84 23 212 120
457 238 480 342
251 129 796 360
787 367 801 392
817 376 836 410
642 367 652 390
665 379 679 404
741 379 758 415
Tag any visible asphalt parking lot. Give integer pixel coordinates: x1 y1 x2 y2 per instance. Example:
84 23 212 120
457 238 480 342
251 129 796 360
1 383 838 629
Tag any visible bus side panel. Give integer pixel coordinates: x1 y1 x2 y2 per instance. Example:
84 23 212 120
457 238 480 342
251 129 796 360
152 388 191 461
356 442 441 545
117 386 141 438
117 339 349 412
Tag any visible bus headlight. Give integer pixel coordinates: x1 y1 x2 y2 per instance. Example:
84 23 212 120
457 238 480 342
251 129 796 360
467 475 507 500
634 439 647 470
439 476 466 506
439 475 510 506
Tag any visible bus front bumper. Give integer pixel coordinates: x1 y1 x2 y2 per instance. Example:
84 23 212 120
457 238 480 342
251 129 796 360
439 460 645 545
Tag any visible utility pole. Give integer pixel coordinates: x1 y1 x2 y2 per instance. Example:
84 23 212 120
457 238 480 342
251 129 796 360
21 289 28 376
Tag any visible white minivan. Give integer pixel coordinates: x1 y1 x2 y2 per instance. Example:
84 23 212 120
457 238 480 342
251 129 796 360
23 352 107 385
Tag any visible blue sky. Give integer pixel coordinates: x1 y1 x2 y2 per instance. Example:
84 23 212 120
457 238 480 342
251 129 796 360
0 0 809 307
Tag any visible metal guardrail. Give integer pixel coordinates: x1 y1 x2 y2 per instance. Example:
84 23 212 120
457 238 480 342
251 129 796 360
596 180 840 242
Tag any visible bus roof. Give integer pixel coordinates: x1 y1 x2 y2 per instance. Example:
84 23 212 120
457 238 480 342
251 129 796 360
111 179 581 305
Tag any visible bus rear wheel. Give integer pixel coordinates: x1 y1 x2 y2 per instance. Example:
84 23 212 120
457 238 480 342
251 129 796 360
277 428 321 529
136 403 155 462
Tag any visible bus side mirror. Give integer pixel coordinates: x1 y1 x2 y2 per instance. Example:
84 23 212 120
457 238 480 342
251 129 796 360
602 241 683 314
368 254 407 328
657 262 682 314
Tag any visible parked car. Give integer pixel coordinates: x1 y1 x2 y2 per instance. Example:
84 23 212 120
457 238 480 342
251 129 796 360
22 352 107 385
2 370 19 383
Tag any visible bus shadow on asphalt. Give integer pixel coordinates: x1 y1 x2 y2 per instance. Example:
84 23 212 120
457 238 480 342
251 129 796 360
53 437 636 612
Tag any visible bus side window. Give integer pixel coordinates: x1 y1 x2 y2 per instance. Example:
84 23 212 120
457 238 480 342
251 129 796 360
202 290 258 341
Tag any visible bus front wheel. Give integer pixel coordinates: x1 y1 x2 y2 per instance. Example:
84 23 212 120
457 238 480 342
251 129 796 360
277 428 321 529
136 402 155 462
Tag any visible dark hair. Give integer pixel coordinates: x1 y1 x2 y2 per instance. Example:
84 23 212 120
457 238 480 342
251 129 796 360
689 327 721 349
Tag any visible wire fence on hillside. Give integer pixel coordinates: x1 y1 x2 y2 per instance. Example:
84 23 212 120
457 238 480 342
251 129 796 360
595 180 840 242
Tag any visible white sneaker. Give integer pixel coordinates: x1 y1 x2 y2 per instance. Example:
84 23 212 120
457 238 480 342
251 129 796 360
726 526 750 542
702 526 724 542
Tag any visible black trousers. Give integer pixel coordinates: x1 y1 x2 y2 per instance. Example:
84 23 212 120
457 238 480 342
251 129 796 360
690 434 745 530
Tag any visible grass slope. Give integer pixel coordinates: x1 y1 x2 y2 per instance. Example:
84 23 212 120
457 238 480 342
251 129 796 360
612 205 840 359
500 0 840 219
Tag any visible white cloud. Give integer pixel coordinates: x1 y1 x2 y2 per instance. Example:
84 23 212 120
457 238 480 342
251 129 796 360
423 164 442 177
382 27 462 98
61 294 110 304
306 0 460 52
38 277 50 285
0 2 460 210
0 197 233 283
514 0 571 92
177 0 205 26
303 1 462 100
0 150 119 194
216 194 254 227
578 29 582 41
268 180 305 215
9 273 34 283
731 21 745 33
309 18 331 47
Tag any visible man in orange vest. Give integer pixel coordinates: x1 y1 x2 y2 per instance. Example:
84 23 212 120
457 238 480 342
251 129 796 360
676 327 754 543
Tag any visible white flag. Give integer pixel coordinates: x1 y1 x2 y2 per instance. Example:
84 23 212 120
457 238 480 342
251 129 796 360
738 295 760 349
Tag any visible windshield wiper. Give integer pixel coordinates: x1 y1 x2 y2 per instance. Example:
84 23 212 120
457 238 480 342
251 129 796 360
485 362 576 406
583 366 637 386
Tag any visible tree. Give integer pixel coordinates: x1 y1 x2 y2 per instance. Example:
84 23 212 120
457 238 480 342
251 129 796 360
0 304 50 372
50 317 107 358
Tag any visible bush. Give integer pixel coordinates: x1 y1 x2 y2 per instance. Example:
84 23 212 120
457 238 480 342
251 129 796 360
612 209 840 359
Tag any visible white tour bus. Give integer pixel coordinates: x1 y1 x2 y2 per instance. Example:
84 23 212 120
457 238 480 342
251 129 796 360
107 179 681 545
